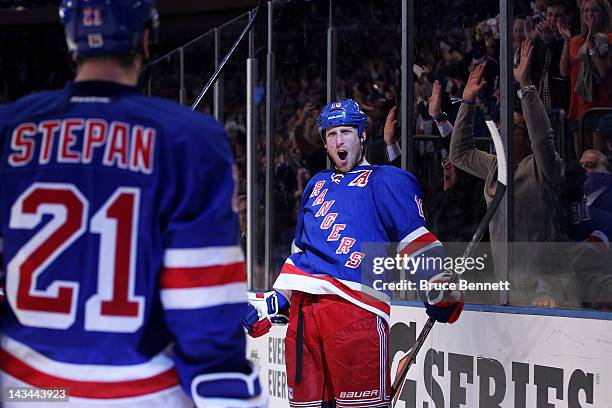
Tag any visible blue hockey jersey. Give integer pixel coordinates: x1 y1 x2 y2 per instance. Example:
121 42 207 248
273 165 445 323
0 81 262 406
569 172 612 241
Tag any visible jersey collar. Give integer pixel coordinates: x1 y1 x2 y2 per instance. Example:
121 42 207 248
64 80 141 98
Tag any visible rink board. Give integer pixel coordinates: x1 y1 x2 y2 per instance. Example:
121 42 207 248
246 305 612 407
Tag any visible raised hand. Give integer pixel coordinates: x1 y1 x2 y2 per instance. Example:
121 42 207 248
586 23 595 48
383 106 398 146
514 40 534 88
462 64 487 103
535 21 553 44
556 19 571 41
428 80 442 118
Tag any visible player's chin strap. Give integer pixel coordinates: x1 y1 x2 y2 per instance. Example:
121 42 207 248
357 135 367 166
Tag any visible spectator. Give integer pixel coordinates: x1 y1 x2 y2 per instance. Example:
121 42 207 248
579 148 611 171
567 152 612 310
450 42 564 306
426 159 488 243
559 0 612 157
525 0 572 112
532 0 549 21
567 149 612 247
384 80 455 166
514 16 528 64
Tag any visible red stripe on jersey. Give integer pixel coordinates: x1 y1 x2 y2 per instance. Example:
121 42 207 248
400 232 439 257
160 262 246 289
0 350 179 399
280 263 390 316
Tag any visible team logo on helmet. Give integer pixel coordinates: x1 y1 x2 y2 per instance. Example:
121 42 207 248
88 34 103 48
60 0 159 58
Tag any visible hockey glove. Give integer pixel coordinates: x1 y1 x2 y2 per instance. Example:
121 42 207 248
424 271 464 324
243 291 290 338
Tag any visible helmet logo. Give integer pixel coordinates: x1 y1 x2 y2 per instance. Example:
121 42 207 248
331 102 342 109
87 33 104 48
82 6 102 27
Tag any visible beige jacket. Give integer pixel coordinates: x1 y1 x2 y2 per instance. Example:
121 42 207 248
449 89 564 244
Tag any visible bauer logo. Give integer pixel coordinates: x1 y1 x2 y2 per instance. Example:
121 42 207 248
339 390 379 399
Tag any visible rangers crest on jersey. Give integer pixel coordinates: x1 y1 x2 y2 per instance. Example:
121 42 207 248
332 173 344 184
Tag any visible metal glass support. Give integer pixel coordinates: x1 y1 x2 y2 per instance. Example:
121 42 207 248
326 0 337 104
264 1 275 289
499 0 514 305
400 0 414 171
246 9 258 289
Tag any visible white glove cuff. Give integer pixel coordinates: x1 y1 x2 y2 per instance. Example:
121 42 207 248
191 364 268 408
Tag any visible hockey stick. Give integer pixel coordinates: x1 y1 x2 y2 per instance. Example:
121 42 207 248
390 120 508 405
191 0 263 111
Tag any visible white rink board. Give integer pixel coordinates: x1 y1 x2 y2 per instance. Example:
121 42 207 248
247 305 612 407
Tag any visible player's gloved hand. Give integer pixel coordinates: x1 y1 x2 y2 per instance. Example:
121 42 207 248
243 303 273 337
243 291 290 338
424 271 464 324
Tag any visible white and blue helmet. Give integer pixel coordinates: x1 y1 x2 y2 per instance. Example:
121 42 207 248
316 99 368 138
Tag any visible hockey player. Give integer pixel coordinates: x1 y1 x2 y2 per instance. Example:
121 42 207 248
0 1 264 406
244 99 464 407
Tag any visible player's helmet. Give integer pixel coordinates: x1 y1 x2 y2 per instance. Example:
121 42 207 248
59 0 159 58
317 99 368 139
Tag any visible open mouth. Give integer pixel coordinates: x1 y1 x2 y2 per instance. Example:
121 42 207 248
338 150 348 161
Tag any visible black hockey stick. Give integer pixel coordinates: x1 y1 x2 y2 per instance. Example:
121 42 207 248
390 120 508 405
191 0 263 111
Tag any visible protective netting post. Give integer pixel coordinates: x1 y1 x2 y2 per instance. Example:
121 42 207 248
264 0 275 289
400 0 414 172
499 0 514 305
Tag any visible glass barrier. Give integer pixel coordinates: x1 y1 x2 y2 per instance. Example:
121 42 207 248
143 48 182 103
218 12 252 283
183 30 216 113
409 0 501 304
219 13 250 126
506 0 611 312
137 0 612 314
267 0 330 288
248 5 270 291
334 0 402 166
